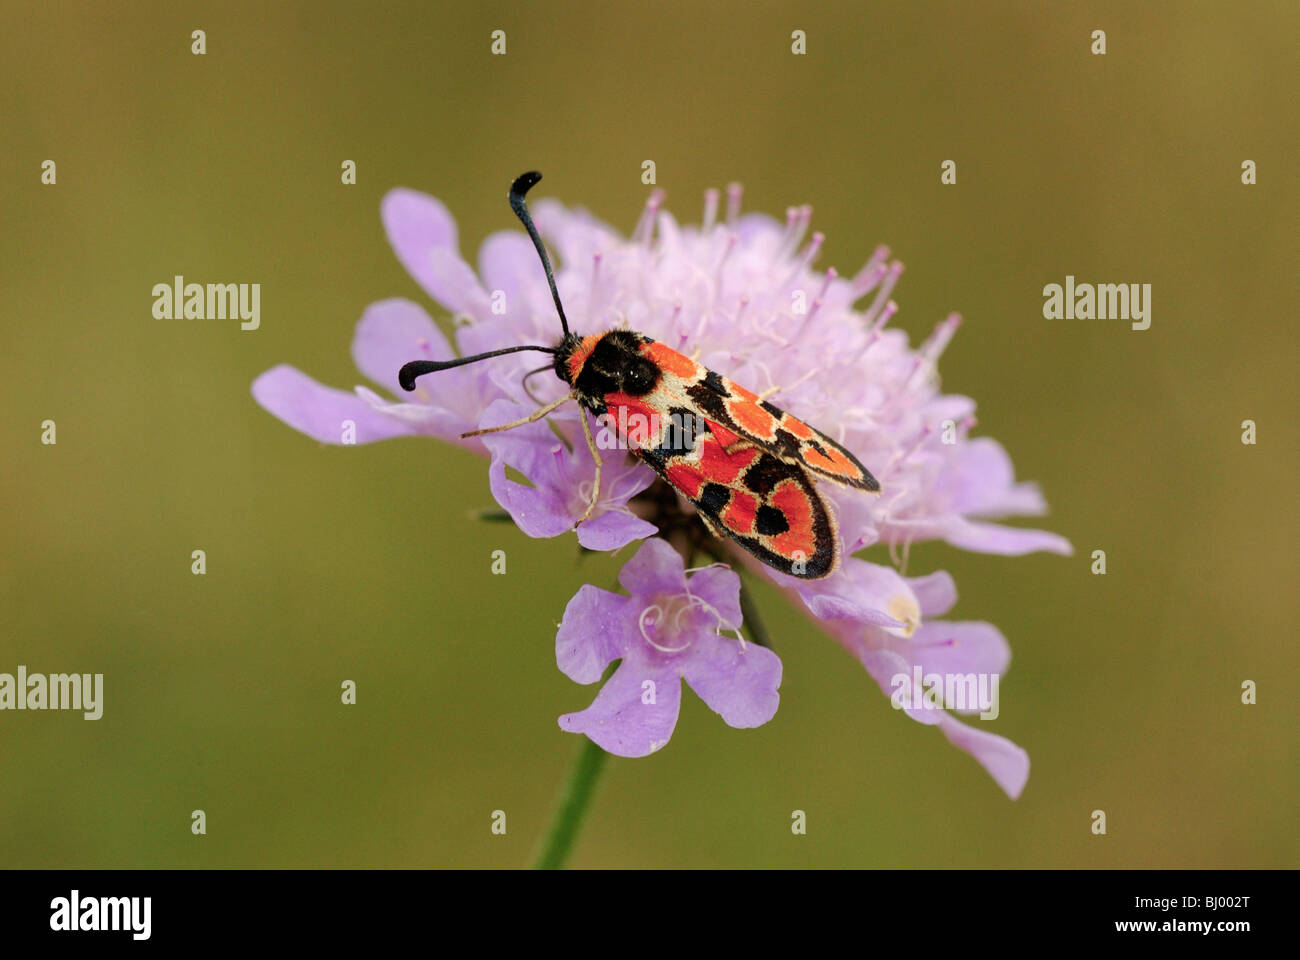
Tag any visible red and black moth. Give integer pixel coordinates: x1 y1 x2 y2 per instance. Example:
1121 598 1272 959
398 172 879 579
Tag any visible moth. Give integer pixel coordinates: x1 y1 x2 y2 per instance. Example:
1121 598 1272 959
399 172 879 579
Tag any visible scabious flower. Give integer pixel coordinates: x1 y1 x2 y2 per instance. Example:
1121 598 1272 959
252 178 1069 798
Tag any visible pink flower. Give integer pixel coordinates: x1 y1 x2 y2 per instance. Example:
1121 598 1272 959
556 539 781 757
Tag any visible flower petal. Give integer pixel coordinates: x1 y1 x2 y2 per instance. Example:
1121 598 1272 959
908 570 958 618
944 520 1073 556
682 632 782 728
531 197 623 269
558 659 681 757
350 298 447 398
617 538 688 598
789 557 916 632
574 510 657 551
685 565 744 631
902 621 1012 695
935 712 1030 800
478 230 537 305
480 401 575 538
251 365 413 445
480 402 655 543
351 386 481 450
556 586 637 684
855 645 942 726
942 437 1048 518
487 461 573 540
476 230 561 344
827 486 880 553
381 188 488 317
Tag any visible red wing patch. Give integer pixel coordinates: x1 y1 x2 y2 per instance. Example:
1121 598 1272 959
721 489 758 537
602 391 661 448
768 478 818 561
640 340 701 379
722 386 782 440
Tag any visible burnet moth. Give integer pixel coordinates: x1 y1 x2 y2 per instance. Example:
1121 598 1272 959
398 172 880 579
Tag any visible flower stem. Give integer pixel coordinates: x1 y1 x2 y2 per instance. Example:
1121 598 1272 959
738 576 776 650
531 736 610 869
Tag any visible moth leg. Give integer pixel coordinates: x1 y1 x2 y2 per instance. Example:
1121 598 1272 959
576 408 603 524
460 394 571 438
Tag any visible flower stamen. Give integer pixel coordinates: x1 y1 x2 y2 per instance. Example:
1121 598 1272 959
638 603 692 653
725 182 742 225
702 188 720 233
864 261 904 327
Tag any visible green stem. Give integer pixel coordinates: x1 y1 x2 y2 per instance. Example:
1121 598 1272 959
531 736 610 869
738 576 776 650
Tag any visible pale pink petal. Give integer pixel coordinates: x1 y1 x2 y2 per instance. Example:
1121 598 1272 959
251 365 413 445
936 712 1030 800
558 659 681 758
381 188 488 317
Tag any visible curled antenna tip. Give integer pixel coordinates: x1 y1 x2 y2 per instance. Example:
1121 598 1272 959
398 360 434 391
398 344 558 390
510 171 542 199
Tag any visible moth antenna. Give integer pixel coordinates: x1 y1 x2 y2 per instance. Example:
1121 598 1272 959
509 171 571 338
399 344 555 391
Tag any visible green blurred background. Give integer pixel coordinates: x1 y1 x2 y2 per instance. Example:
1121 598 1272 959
2 1 1296 868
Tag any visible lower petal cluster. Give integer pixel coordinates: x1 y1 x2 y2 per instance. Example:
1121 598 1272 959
555 540 781 757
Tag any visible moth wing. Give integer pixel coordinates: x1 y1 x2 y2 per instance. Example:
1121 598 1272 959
613 339 849 578
770 407 880 492
686 370 880 492
636 426 839 580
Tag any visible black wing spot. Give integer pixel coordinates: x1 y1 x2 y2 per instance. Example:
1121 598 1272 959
637 445 666 470
697 482 731 515
760 399 783 416
742 454 789 497
686 381 729 420
772 427 803 457
755 505 789 536
702 370 727 394
662 406 699 454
